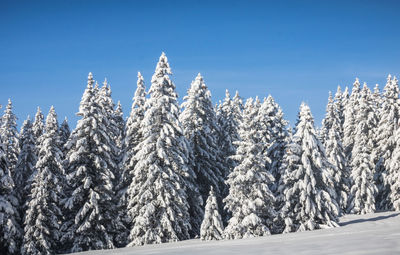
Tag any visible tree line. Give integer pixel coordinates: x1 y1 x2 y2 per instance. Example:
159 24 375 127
0 52 399 254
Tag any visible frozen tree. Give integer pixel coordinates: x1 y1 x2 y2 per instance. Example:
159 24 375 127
22 107 66 255
224 98 276 239
320 92 335 145
59 117 71 149
388 115 400 211
127 53 191 246
200 187 224 241
321 91 349 213
32 107 45 147
1 99 19 176
0 137 21 254
115 72 146 247
257 95 288 193
325 127 349 213
114 101 125 149
372 84 382 111
63 73 116 252
14 117 37 222
343 78 361 161
96 79 121 179
180 73 224 235
333 86 346 139
347 84 378 214
375 75 400 210
279 103 339 233
216 90 242 179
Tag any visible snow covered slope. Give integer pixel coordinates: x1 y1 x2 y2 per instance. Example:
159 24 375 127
78 211 400 255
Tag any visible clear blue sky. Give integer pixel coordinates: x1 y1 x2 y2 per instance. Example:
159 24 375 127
1 0 399 128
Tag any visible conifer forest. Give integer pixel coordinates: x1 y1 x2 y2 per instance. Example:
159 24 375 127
2 53 400 254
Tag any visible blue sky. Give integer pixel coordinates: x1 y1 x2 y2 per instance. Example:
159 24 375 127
1 0 399 128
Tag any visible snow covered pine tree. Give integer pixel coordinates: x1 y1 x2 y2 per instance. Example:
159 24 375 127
279 103 339 233
126 53 191 246
63 73 117 252
347 84 378 214
200 186 224 241
22 107 65 255
224 98 276 239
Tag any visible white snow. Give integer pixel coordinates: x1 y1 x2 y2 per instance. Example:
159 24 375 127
76 211 400 255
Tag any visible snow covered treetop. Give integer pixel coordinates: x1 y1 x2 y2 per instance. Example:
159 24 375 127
87 72 94 88
298 103 314 125
153 52 172 78
46 106 58 133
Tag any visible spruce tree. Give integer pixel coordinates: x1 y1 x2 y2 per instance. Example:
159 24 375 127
180 73 224 235
59 117 71 149
200 187 224 241
343 78 361 161
14 118 37 223
279 103 339 233
347 84 378 214
256 95 288 193
1 99 19 176
97 79 121 179
63 72 116 252
320 92 335 145
322 92 349 213
22 107 66 255
216 90 242 179
0 138 21 254
375 75 400 210
224 98 276 239
127 53 191 246
115 72 146 247
32 107 44 147
333 86 346 139
388 112 400 211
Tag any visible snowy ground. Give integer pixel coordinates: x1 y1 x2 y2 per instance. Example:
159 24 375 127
78 211 400 255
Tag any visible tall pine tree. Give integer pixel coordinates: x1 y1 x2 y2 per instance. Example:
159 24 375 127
63 72 117 252
22 107 66 255
180 73 224 235
126 53 191 246
279 103 339 233
375 75 400 210
1 99 19 177
347 84 378 214
224 98 276 239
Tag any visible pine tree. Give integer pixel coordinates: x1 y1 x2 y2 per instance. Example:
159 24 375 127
0 136 21 254
347 84 378 214
59 117 71 149
1 99 19 176
216 90 242 179
333 86 346 140
256 95 288 193
32 107 45 147
322 92 349 213
115 73 147 247
14 117 37 223
388 114 400 211
180 73 224 235
321 92 335 144
22 107 66 255
96 79 121 179
374 75 400 210
127 53 191 246
200 187 224 241
279 103 339 233
63 72 116 252
224 98 276 239
343 78 361 161
114 101 125 150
